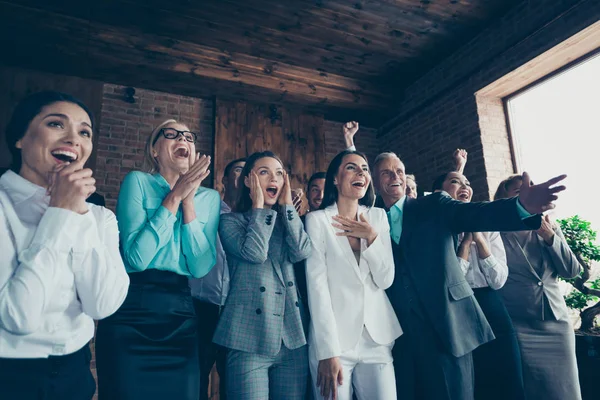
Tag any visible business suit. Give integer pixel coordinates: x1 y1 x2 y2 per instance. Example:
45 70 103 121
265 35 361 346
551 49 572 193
386 192 541 400
500 227 582 400
214 205 312 400
306 204 402 400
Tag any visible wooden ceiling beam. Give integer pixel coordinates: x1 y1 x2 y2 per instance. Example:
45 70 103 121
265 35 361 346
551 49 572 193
0 2 392 111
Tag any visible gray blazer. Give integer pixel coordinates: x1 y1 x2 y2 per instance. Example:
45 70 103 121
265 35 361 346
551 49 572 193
500 226 581 321
213 205 312 356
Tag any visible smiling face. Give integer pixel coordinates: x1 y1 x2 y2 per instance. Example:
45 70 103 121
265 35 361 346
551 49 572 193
335 154 371 201
308 178 325 211
152 123 196 174
442 172 473 202
406 175 417 199
374 156 406 206
245 156 285 208
15 101 93 187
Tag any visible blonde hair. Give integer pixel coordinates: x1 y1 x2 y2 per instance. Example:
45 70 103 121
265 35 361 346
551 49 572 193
143 119 178 173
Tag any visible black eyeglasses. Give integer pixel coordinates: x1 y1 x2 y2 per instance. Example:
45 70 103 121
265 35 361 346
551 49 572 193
154 128 197 144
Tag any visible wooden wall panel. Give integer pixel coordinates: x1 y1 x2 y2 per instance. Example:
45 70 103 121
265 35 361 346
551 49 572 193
214 99 326 211
0 66 104 172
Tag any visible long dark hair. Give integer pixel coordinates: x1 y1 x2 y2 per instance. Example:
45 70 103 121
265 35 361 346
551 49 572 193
320 150 375 210
5 91 95 172
494 174 523 200
235 151 285 213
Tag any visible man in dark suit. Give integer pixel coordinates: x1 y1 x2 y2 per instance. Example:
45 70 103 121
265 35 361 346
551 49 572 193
365 152 565 400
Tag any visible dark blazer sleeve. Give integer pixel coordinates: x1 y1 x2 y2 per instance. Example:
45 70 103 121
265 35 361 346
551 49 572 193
432 192 542 234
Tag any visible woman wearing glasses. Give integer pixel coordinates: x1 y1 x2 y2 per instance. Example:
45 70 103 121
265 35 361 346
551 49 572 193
95 119 221 399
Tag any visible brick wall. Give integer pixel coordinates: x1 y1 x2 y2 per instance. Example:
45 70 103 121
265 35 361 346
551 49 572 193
379 0 600 200
95 84 214 210
323 120 379 169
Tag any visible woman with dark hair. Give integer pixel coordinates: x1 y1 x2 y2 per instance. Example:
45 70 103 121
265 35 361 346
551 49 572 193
0 91 129 399
494 175 582 400
214 151 312 400
95 119 220 399
306 150 401 400
432 171 525 400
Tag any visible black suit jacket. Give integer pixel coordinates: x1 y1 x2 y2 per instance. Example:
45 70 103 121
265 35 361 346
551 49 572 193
387 192 541 357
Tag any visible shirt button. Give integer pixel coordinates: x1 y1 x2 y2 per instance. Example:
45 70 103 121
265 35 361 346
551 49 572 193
538 281 543 286
260 286 266 292
287 281 294 287
256 308 262 315
295 301 300 307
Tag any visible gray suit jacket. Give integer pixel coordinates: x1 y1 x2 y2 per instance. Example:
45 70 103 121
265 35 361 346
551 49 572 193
213 205 312 356
500 227 581 321
387 193 542 358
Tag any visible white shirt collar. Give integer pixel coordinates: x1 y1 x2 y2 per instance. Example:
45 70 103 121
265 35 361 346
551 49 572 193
0 170 50 224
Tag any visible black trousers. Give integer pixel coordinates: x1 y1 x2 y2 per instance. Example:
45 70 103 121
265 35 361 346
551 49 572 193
392 307 474 400
96 270 199 400
193 300 227 400
472 287 525 400
0 344 96 400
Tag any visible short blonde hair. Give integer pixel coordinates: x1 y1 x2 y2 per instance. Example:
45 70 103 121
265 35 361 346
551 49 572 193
143 119 177 173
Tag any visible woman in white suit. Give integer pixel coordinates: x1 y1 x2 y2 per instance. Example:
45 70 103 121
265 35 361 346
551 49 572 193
305 150 402 400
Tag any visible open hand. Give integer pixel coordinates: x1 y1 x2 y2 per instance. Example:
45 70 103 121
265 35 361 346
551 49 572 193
332 214 377 246
249 171 264 209
292 188 304 214
278 172 293 206
518 172 566 214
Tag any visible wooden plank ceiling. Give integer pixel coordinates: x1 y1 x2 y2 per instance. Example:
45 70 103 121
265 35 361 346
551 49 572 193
0 0 520 124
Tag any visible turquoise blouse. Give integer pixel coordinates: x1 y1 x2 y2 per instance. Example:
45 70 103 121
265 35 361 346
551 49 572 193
116 171 220 277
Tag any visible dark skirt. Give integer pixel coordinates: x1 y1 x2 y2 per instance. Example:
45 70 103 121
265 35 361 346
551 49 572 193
95 269 199 400
0 344 96 400
472 287 525 400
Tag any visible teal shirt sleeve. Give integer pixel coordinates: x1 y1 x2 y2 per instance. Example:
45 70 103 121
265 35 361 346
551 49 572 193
116 172 177 272
182 190 221 278
516 198 533 219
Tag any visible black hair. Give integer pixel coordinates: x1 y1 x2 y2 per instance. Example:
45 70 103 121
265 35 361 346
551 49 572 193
236 151 284 213
431 171 452 193
307 171 326 189
5 91 94 172
320 150 375 210
224 157 247 178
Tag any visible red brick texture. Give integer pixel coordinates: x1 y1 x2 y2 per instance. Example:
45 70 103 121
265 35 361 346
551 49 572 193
379 0 600 201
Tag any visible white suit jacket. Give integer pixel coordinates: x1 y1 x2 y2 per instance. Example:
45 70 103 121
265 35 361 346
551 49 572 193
305 203 402 361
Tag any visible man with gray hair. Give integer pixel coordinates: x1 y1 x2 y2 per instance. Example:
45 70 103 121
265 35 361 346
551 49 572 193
362 151 566 400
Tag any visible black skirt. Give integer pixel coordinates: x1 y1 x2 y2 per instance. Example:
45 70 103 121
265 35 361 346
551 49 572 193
472 287 525 400
0 344 96 400
95 269 199 400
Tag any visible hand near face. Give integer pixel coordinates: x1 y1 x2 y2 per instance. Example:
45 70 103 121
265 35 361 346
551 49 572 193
48 160 95 214
518 172 566 214
171 153 211 202
332 214 378 246
181 153 211 204
249 171 265 209
278 172 293 206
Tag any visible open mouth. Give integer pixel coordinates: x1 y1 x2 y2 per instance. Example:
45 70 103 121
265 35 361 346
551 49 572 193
174 146 190 159
266 186 279 198
457 191 470 201
352 180 366 188
51 149 78 163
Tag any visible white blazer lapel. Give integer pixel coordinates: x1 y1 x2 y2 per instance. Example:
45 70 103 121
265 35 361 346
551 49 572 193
324 203 362 280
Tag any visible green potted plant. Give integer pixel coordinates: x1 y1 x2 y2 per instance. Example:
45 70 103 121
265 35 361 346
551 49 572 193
557 215 600 399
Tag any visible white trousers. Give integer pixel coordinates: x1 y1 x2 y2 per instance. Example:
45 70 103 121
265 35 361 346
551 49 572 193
309 328 397 400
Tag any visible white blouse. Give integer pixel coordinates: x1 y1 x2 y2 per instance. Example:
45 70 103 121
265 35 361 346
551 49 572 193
457 231 508 290
0 170 129 358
